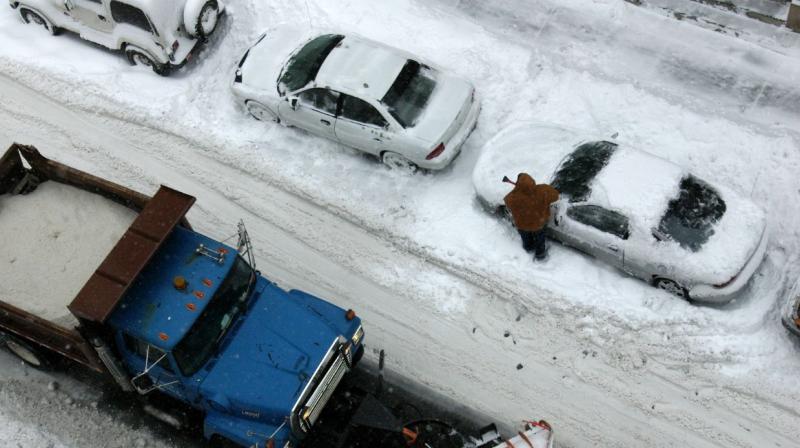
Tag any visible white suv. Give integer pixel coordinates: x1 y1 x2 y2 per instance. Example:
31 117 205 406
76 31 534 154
9 0 224 74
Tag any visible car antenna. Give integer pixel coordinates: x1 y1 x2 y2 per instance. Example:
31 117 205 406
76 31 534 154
303 0 314 29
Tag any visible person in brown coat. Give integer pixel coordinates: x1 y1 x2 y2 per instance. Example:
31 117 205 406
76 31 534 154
503 173 560 260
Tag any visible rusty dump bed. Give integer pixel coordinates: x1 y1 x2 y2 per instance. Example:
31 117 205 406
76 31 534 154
0 144 195 372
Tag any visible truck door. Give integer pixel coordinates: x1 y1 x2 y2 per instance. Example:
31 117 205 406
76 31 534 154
63 0 114 43
119 334 189 402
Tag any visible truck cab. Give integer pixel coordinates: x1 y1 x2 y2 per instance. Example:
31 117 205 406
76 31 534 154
105 225 364 447
9 0 224 73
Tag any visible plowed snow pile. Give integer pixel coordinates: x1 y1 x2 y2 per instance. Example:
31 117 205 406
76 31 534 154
0 182 135 322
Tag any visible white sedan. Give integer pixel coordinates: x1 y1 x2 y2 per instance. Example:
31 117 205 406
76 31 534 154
231 27 480 171
473 124 768 304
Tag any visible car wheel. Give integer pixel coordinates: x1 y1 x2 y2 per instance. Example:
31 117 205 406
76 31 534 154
3 335 50 369
195 0 219 39
245 100 278 122
125 48 166 75
496 204 513 222
20 8 56 35
653 277 689 299
381 151 418 173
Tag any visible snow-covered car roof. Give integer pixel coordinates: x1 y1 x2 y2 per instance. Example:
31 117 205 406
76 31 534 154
588 147 685 231
316 36 409 101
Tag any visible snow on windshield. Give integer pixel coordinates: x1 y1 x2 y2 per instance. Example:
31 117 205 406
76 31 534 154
657 175 727 252
279 34 344 94
381 60 437 128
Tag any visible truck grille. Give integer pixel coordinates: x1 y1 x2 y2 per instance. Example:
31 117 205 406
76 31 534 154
291 337 351 434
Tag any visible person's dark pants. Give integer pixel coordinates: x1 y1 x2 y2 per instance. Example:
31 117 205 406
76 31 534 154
518 228 547 260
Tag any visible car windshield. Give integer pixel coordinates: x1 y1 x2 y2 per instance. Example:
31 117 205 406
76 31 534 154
173 256 255 376
551 141 617 202
279 34 344 94
657 176 726 252
381 60 437 128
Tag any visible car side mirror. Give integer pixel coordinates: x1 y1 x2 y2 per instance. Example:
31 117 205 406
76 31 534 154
64 0 74 10
651 227 667 242
288 96 299 111
552 203 561 226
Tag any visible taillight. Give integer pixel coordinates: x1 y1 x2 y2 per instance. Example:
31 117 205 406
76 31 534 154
426 143 445 160
171 40 179 53
714 276 737 288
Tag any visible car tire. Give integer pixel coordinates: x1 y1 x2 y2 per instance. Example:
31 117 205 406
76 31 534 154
245 100 278 122
125 47 167 75
653 277 689 300
194 0 220 39
20 8 57 35
2 335 50 370
381 151 418 173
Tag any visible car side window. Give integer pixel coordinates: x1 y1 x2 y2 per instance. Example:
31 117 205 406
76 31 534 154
123 334 174 373
567 205 630 240
339 95 388 128
110 1 154 34
297 88 339 115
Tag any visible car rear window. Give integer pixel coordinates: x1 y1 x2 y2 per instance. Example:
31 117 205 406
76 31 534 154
279 34 344 94
657 176 726 252
381 60 437 128
552 141 617 202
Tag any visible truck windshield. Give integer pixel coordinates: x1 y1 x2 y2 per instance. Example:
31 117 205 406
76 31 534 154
278 34 344 94
173 256 255 376
381 60 437 128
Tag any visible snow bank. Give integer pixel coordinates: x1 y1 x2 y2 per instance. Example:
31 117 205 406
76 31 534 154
0 182 136 323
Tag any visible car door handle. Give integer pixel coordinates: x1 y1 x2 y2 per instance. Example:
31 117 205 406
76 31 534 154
320 119 331 126
373 138 382 142
98 14 107 21
607 244 619 252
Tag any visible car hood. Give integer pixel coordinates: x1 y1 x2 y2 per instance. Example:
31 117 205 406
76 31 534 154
406 74 473 146
239 26 314 93
473 123 590 208
198 279 340 426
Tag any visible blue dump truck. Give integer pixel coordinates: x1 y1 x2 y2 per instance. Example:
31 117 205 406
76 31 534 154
0 144 364 448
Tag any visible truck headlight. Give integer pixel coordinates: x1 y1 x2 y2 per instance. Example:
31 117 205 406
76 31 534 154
351 326 364 346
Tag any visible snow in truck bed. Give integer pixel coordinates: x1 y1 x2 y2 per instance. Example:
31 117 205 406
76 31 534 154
0 182 136 324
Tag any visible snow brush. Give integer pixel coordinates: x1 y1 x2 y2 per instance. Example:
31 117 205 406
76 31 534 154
502 176 516 185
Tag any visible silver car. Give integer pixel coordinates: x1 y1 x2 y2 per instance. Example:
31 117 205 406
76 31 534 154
231 26 480 171
473 124 768 304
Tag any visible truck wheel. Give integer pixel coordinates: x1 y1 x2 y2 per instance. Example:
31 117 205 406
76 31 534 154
3 336 50 369
194 0 219 39
125 48 167 76
20 8 57 35
653 277 689 300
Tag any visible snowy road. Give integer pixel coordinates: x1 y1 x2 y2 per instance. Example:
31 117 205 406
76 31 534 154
1 0 800 447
